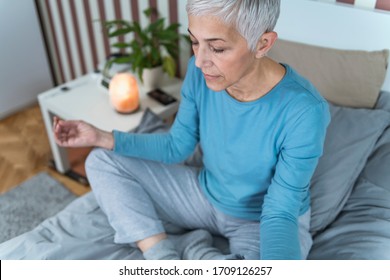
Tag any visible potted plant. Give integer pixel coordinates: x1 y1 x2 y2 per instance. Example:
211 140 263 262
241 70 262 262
102 8 188 88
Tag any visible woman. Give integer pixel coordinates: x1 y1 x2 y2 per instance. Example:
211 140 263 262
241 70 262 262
54 0 330 260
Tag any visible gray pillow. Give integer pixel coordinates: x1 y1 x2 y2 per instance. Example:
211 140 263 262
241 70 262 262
309 121 390 259
376 91 390 112
310 103 390 234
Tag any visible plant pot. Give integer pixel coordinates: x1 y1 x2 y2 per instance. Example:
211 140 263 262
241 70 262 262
142 66 164 90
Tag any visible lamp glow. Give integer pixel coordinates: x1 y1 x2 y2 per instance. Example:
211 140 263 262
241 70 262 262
109 73 139 113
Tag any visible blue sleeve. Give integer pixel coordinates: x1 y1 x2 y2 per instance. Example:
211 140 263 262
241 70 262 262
112 57 200 164
260 101 330 259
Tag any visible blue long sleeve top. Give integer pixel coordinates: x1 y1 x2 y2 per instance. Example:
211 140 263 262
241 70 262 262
113 56 330 259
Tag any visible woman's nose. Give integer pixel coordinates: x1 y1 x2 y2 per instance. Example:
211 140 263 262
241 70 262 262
194 46 212 69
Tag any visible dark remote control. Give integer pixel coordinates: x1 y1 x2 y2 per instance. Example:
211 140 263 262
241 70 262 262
147 88 177 105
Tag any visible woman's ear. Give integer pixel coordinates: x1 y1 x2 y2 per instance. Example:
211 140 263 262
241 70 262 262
255 31 278 58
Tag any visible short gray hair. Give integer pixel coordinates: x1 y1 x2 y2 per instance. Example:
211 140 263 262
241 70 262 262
186 0 280 51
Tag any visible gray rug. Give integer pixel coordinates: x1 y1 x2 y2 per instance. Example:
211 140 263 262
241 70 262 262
0 172 77 243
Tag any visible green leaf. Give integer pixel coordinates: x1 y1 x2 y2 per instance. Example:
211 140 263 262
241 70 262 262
101 7 184 81
148 18 165 33
104 19 131 26
108 27 134 37
159 40 179 58
130 41 142 53
103 55 131 78
133 53 144 68
156 30 179 41
181 34 192 45
143 7 153 18
103 59 115 78
112 42 130 49
143 7 158 19
167 23 180 32
111 56 132 64
132 22 149 43
151 47 161 65
138 67 144 83
162 56 176 77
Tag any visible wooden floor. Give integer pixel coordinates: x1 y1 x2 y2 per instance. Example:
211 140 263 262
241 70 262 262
0 103 90 196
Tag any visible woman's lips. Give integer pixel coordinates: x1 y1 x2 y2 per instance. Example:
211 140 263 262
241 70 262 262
203 73 219 81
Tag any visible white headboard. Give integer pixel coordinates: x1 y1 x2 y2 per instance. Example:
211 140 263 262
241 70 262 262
275 0 390 92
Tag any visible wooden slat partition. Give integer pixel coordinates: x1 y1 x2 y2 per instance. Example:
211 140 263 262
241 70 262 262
36 0 390 85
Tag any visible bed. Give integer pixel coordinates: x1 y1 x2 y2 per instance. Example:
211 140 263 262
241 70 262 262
1 0 390 260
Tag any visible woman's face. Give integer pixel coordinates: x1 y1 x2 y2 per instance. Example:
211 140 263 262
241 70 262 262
188 15 258 92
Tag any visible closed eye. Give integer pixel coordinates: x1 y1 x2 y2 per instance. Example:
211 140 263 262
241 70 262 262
211 47 225 53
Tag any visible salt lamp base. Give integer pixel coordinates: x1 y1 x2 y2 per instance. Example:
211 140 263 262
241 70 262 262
114 105 140 115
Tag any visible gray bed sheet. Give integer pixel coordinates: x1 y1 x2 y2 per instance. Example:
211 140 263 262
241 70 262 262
1 92 390 260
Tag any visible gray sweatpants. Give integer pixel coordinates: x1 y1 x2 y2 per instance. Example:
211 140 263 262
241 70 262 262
85 148 312 259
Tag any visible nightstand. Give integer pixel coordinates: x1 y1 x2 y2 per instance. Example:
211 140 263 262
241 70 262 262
38 72 182 184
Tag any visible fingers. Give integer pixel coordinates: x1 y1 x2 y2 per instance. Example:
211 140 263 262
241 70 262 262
52 116 58 132
53 116 70 146
52 117 86 147
52 117 96 148
53 116 70 133
53 116 60 140
53 117 76 132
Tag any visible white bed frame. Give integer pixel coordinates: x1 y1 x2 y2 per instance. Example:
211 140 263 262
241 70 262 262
275 0 390 92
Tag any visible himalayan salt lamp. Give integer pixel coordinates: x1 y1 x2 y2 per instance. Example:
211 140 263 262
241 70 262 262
109 73 139 113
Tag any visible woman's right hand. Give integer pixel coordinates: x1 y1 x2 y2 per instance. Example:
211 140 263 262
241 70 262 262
53 116 114 150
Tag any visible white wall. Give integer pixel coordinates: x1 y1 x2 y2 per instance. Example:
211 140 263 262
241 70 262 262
276 0 390 92
0 0 53 119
